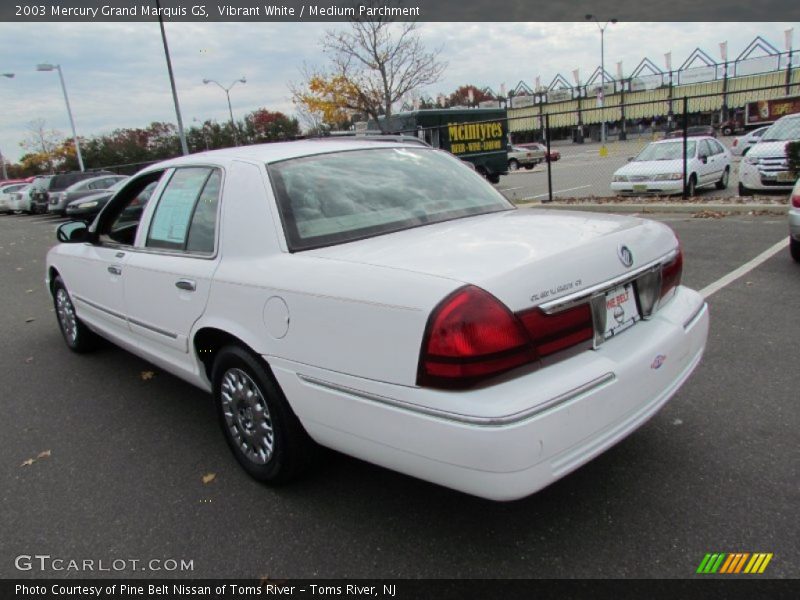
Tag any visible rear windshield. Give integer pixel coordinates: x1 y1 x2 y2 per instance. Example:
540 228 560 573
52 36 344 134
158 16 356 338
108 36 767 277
268 147 513 251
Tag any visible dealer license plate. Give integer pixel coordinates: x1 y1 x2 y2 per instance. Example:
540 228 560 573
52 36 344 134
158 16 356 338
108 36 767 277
632 184 648 192
604 284 640 338
776 171 796 183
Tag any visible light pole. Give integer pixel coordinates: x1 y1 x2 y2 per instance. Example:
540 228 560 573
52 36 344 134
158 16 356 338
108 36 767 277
1 73 14 179
203 77 246 145
585 14 617 155
36 63 85 172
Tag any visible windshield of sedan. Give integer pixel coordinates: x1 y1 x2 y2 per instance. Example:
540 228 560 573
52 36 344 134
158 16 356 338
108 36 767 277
761 117 800 142
268 147 513 251
635 141 696 161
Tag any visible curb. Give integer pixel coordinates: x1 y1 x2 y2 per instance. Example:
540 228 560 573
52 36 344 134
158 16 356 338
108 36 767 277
514 202 789 214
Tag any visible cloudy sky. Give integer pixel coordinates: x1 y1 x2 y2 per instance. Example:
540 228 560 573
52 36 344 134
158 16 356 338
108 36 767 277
0 20 797 164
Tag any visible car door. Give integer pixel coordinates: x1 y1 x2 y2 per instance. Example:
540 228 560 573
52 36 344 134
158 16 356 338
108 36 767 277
696 140 717 185
61 175 165 342
123 167 222 363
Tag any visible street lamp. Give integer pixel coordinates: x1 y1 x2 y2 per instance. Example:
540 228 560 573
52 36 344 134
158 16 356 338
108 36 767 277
36 63 85 172
203 77 246 145
585 14 617 154
1 73 14 179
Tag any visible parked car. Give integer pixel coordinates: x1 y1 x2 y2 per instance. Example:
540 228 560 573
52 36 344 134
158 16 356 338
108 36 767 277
66 179 151 221
738 113 800 196
515 142 561 162
507 145 545 171
611 137 732 196
789 178 800 262
665 125 717 139
32 170 115 216
730 126 769 157
0 182 29 213
6 185 35 213
29 175 53 214
48 173 126 215
47 139 708 501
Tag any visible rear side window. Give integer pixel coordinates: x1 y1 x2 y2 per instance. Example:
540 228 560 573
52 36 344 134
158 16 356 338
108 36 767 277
147 167 221 254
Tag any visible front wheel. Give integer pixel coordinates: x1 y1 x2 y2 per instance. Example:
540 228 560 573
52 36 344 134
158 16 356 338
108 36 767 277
212 346 316 484
715 167 730 190
686 175 697 197
722 126 733 136
508 159 519 172
52 276 98 352
791 237 800 263
738 182 753 197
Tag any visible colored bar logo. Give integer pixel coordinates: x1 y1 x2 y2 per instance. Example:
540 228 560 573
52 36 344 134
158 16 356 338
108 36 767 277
696 553 773 574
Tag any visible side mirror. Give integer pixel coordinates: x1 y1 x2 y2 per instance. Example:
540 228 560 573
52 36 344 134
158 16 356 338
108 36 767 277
700 155 708 164
56 221 89 243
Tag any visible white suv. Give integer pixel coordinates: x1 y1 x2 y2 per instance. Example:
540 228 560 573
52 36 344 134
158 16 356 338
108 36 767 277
738 113 800 195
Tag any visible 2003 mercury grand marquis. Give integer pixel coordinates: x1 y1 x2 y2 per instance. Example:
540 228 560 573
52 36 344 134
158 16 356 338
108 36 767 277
46 139 709 501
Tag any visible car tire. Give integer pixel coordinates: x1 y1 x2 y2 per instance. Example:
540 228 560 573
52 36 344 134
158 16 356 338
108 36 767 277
508 159 519 171
791 237 800 263
212 345 316 484
715 167 730 190
722 126 733 136
687 175 697 197
524 164 534 170
488 173 500 184
738 182 753 197
52 276 98 353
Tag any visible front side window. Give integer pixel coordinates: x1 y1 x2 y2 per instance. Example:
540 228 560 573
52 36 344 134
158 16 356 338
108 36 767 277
147 167 221 254
98 176 163 246
269 147 512 251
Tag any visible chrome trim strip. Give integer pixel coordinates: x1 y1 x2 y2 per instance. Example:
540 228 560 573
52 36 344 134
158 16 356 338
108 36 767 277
296 372 616 427
72 294 126 321
539 249 678 314
683 302 707 330
128 317 179 339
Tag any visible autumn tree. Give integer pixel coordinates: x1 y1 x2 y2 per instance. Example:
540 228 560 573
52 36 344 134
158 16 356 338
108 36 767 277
291 3 446 131
446 85 495 108
19 119 63 173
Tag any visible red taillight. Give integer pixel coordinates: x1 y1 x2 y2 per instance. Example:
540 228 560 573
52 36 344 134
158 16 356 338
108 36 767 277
517 304 593 358
418 286 596 389
660 247 683 300
791 193 800 209
418 286 533 388
732 139 739 147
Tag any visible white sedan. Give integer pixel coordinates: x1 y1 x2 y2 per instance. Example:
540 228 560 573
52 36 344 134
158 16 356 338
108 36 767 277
46 139 708 501
730 125 769 157
611 137 731 196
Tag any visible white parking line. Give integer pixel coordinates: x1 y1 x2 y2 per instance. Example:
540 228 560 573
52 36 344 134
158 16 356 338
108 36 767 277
532 185 592 199
699 237 789 299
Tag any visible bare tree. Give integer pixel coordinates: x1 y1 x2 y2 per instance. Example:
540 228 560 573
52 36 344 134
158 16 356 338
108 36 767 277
292 2 446 131
20 119 62 173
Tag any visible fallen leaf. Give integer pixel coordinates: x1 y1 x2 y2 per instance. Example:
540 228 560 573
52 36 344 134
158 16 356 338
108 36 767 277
25 289 33 294
15 267 24 272
37 450 51 459
202 473 216 484
20 458 35 467
673 419 683 426
25 318 35 323
140 371 155 381
24 357 34 364
745 281 753 286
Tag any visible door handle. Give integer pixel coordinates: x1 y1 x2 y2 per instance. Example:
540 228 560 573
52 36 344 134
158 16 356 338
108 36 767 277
175 279 196 292
107 265 122 276
115 251 126 258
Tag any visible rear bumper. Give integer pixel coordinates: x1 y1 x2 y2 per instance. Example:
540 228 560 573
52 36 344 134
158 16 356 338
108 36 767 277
269 286 709 501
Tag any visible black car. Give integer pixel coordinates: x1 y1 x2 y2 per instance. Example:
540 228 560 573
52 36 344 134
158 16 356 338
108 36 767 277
32 170 116 216
65 179 156 221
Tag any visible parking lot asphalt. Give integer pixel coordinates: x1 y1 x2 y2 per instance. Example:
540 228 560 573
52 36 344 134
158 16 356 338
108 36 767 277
0 211 797 580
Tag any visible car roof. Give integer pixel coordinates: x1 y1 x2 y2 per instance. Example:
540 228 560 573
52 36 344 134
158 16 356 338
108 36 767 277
652 136 713 144
141 139 432 172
